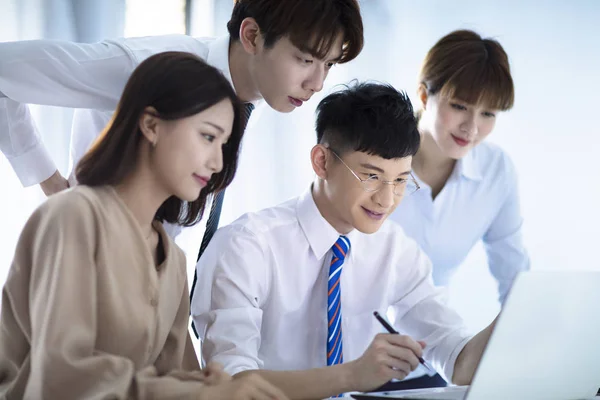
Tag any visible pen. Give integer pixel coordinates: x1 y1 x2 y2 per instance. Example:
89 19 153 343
373 311 436 375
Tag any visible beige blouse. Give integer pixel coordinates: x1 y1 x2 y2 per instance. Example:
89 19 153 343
0 186 205 399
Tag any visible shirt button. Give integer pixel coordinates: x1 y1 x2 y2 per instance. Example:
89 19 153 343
150 297 158 307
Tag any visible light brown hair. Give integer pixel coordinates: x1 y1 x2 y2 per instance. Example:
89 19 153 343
420 29 514 110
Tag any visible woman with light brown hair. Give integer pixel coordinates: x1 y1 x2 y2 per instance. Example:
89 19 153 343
0 51 288 400
389 29 529 389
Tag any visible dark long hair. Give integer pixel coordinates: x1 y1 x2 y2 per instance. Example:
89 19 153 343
76 51 242 226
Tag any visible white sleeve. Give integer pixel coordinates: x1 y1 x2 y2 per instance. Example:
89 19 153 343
0 98 56 186
483 155 530 305
0 38 135 186
191 225 270 376
390 238 472 383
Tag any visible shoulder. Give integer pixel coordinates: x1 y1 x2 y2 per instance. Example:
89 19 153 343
471 142 518 182
15 187 106 261
107 35 212 63
214 197 299 248
37 186 102 222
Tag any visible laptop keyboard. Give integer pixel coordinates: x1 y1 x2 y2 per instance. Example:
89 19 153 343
379 386 467 399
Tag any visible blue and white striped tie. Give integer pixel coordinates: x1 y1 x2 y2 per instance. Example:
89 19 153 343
327 235 350 366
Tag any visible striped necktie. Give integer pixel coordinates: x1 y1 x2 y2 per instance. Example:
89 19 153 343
190 102 254 338
327 235 350 366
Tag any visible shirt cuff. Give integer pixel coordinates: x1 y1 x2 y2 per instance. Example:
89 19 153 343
7 140 56 187
439 334 472 384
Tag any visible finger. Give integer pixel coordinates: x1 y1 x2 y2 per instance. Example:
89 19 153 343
206 361 224 371
204 372 229 386
382 355 412 377
215 369 233 383
385 334 424 358
418 340 427 349
208 364 232 384
383 343 421 371
389 367 411 382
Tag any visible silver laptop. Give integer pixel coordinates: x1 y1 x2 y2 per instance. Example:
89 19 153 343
352 270 600 400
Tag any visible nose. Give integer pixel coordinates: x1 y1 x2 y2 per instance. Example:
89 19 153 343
460 112 478 137
206 145 224 174
373 183 395 209
303 64 326 93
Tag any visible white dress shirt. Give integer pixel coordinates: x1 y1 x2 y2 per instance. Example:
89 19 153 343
389 142 530 304
0 34 238 187
191 186 472 383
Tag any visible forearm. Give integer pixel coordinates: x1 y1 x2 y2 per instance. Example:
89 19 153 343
236 364 354 400
0 39 128 109
452 318 497 385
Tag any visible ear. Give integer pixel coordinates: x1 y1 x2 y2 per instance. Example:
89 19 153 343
139 107 160 147
417 83 429 110
239 17 263 55
310 144 330 180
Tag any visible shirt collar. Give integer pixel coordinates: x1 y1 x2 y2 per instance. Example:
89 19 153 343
456 150 483 181
296 186 355 260
207 36 261 108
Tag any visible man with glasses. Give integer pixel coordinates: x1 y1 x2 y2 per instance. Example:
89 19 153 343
191 82 496 400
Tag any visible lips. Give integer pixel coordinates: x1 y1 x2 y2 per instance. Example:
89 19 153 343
288 96 303 107
362 206 385 221
451 134 470 147
193 174 210 187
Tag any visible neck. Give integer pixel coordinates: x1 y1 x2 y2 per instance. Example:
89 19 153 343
413 124 456 178
114 166 170 238
228 40 262 103
311 180 353 235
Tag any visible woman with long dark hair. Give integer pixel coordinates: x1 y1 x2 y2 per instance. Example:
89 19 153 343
0 51 287 400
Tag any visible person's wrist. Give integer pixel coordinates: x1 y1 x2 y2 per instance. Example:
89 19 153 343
339 360 358 393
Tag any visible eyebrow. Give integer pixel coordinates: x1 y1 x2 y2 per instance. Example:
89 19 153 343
202 121 225 134
359 163 411 176
297 45 343 63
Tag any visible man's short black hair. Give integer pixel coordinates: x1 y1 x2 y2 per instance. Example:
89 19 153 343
316 82 420 159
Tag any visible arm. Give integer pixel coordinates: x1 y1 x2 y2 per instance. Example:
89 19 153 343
236 333 425 400
389 235 474 384
193 228 424 400
0 39 135 186
483 157 530 304
23 195 208 399
452 318 497 385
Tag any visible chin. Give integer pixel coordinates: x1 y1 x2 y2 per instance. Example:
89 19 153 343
353 220 383 235
175 189 201 203
264 96 295 113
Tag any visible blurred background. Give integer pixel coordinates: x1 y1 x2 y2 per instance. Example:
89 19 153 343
1 0 599 334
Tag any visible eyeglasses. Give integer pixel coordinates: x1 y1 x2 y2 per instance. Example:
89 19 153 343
329 149 420 196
